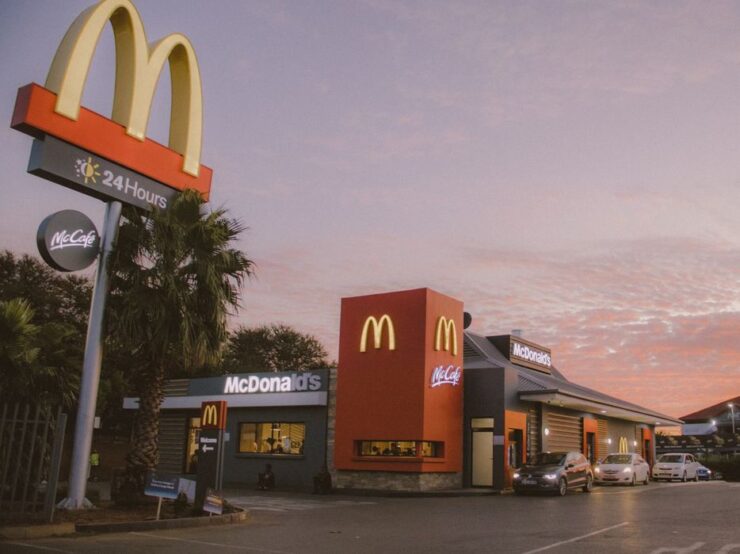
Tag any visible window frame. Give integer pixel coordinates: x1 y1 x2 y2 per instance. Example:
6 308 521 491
236 421 307 457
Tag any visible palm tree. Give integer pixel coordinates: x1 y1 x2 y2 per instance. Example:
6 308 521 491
109 190 254 492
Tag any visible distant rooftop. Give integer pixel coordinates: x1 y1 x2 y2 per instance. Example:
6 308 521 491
681 395 740 422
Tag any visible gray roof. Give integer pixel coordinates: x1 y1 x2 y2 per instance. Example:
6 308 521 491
463 331 682 425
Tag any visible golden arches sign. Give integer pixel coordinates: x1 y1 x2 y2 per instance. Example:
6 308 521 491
45 0 203 177
618 437 629 454
202 404 218 427
360 315 396 352
434 316 458 356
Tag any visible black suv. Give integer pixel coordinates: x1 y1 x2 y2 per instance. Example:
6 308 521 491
513 451 594 496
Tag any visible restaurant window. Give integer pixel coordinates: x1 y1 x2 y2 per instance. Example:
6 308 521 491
238 422 306 455
356 440 442 458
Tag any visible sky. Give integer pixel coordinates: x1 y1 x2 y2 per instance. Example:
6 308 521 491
1 0 738 419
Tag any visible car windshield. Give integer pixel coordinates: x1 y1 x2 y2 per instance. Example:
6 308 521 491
603 454 632 464
530 452 566 466
658 455 684 463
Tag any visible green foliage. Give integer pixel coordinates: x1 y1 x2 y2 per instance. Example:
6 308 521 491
701 454 740 481
222 324 331 373
0 252 89 408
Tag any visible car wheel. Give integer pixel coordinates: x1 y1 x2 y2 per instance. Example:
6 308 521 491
681 471 687 482
557 478 567 496
631 474 637 486
583 474 593 493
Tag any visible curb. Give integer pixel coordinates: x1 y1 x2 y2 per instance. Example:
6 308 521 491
0 510 249 540
0 523 76 541
332 488 504 498
75 509 249 534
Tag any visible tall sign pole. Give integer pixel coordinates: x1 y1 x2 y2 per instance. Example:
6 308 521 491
59 201 121 509
11 0 213 509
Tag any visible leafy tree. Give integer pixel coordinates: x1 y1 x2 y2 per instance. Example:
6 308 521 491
0 251 91 331
0 298 80 408
109 189 253 491
0 252 89 408
222 324 331 373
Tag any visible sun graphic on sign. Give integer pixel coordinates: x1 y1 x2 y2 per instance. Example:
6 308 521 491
75 157 100 184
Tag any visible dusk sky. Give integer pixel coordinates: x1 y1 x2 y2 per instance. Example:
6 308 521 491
1 0 738 419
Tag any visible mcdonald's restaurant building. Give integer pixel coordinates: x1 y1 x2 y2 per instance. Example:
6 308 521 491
124 370 331 490
331 288 681 492
128 287 680 492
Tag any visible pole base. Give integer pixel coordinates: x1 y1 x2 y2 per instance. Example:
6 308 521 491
57 496 95 510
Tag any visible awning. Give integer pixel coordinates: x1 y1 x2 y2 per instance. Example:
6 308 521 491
519 390 683 426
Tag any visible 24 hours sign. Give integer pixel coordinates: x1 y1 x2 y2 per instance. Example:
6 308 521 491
28 136 179 212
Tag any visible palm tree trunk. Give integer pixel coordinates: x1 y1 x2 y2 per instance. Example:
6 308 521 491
120 369 164 501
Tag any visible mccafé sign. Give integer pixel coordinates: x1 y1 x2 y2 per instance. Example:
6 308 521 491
36 210 100 272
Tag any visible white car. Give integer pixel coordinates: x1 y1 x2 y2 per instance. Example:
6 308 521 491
594 453 650 486
651 453 701 482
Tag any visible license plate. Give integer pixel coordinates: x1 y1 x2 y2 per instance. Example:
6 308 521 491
604 477 618 481
522 479 536 485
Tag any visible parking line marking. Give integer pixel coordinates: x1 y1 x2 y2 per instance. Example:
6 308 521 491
129 532 291 553
3 543 72 553
520 522 629 554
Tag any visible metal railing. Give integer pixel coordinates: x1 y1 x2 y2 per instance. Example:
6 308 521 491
0 403 67 522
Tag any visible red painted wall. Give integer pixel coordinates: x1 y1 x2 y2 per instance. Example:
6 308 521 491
334 288 463 473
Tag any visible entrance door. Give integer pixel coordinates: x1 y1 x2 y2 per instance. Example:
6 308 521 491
471 418 494 487
586 432 596 464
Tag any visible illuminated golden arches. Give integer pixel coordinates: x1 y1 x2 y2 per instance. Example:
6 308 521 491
360 315 396 352
202 404 218 427
434 316 457 355
618 437 629 454
45 0 203 177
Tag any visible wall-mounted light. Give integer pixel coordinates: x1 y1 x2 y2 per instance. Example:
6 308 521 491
711 419 717 426
633 440 638 447
600 410 607 414
607 438 612 445
544 428 550 436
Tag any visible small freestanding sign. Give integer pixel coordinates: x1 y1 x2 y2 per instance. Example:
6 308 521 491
195 401 227 511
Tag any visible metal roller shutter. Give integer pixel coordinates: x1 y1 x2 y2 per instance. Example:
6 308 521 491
596 419 609 461
546 412 582 452
527 406 540 460
158 411 187 473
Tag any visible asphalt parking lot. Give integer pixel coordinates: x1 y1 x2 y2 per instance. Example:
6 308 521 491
3 480 739 553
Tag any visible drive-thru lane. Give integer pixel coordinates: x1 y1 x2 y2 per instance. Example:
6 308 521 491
3 481 739 553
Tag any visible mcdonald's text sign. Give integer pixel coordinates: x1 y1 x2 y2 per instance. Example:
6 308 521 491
201 401 227 430
11 0 212 200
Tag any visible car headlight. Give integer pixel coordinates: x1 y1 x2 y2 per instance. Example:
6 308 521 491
543 474 557 480
623 467 632 473
594 467 600 473
513 472 521 480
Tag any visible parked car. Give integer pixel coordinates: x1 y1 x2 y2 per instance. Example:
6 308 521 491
695 465 712 481
651 453 701 482
594 453 650 486
513 451 593 496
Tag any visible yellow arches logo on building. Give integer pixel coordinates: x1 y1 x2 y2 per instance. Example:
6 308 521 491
360 315 396 352
45 0 203 177
618 437 629 454
434 316 458 356
202 404 218 427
